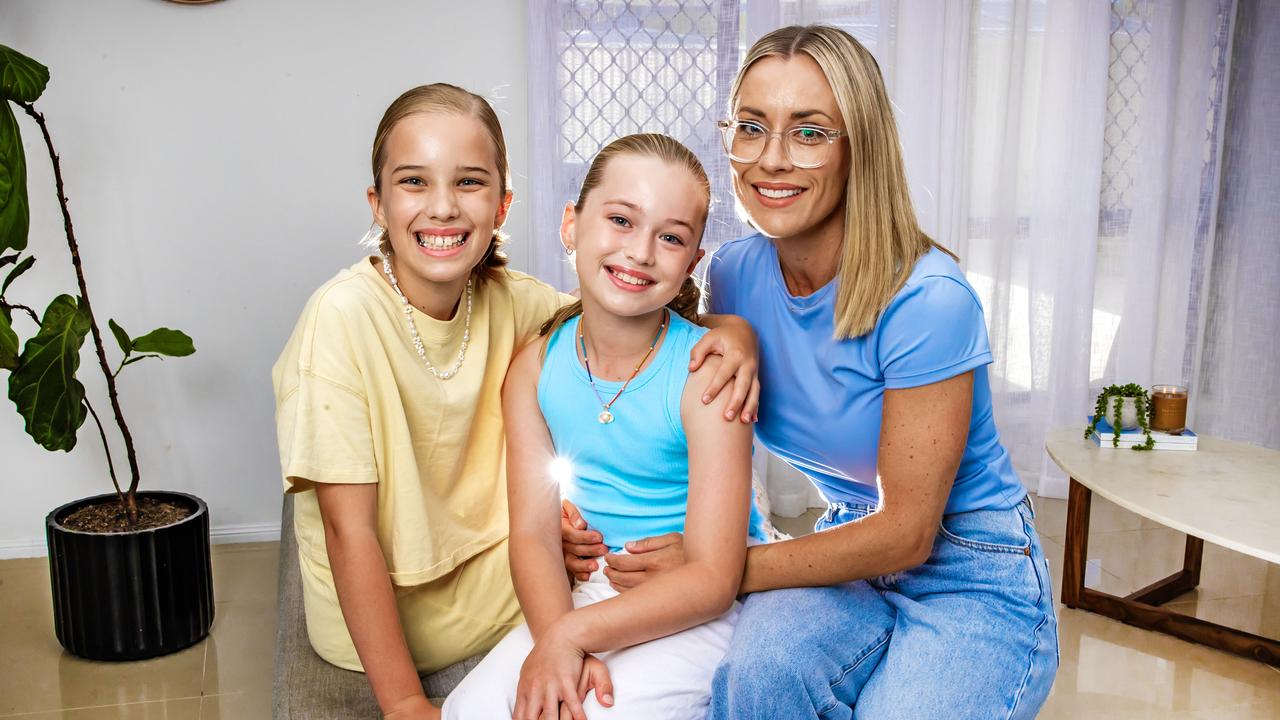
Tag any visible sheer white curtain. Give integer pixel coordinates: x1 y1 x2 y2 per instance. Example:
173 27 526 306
1193 0 1280 448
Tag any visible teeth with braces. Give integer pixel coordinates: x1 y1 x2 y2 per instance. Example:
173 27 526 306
415 232 467 250
610 268 653 286
757 187 803 199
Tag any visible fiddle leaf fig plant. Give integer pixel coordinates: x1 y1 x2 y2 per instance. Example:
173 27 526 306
0 44 195 524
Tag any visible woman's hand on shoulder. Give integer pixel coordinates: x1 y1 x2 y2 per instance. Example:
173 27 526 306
689 314 760 423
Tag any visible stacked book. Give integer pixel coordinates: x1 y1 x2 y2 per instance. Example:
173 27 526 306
1086 416 1198 451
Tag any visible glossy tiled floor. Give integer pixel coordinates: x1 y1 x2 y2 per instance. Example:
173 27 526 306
0 542 276 719
1 499 1277 718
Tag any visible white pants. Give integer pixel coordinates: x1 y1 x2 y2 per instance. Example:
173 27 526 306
442 559 741 720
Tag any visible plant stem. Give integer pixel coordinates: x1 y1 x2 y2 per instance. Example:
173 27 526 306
0 301 39 324
19 102 140 521
84 398 125 506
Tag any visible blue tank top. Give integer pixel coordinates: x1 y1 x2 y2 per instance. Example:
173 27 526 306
538 312 766 551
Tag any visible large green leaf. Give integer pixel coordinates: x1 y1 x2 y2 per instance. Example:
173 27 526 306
0 46 49 103
0 102 29 254
7 294 89 451
132 327 195 357
0 309 16 370
2 255 33 294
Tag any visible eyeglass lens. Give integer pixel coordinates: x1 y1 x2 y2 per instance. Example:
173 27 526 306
723 123 832 167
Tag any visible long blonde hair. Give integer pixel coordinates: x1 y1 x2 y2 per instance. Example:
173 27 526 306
732 25 956 338
540 133 709 338
369 83 510 284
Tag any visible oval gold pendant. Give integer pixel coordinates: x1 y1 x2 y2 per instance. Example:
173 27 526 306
598 410 614 424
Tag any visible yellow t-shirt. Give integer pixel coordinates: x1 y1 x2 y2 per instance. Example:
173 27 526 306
273 257 567 586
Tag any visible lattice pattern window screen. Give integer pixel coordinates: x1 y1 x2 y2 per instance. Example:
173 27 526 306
549 1 744 256
1099 0 1152 237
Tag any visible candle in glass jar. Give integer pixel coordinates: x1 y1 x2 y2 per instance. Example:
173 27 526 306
1150 385 1188 433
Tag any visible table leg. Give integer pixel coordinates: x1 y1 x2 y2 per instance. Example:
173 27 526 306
1059 477 1279 667
1061 478 1092 608
1126 535 1204 606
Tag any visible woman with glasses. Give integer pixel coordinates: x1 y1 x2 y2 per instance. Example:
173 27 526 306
562 25 1058 719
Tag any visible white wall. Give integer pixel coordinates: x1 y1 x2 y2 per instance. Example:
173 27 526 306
0 0 531 557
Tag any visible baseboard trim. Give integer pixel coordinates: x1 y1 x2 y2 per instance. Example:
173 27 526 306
0 521 281 560
210 521 282 546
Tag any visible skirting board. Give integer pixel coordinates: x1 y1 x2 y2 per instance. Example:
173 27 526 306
0 521 282 560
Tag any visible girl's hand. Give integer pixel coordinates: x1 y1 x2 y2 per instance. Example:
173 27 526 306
514 631 589 720
602 532 686 592
690 315 760 424
561 499 606 582
576 655 615 711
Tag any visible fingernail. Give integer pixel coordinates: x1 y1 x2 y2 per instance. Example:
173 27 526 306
603 694 613 704
702 395 711 403
725 411 736 420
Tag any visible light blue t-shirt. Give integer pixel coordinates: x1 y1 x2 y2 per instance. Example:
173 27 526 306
538 312 767 551
709 234 1025 514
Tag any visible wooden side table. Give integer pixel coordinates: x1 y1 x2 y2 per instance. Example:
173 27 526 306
1044 427 1280 667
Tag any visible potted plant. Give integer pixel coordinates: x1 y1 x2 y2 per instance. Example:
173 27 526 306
1084 383 1155 451
0 45 213 660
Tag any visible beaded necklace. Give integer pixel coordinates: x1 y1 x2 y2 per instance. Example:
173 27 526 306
381 255 472 381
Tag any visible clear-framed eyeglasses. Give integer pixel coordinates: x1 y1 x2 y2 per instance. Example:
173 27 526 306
717 119 845 169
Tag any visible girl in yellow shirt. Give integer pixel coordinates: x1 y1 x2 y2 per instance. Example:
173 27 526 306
272 84 759 719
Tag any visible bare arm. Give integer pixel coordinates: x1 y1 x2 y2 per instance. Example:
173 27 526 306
738 372 971 592
503 340 576 638
555 355 753 652
311 481 434 718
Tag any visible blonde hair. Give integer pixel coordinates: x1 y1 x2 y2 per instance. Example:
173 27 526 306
540 133 709 338
368 83 510 283
733 25 956 338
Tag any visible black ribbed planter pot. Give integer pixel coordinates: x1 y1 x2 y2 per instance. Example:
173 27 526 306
45 491 215 661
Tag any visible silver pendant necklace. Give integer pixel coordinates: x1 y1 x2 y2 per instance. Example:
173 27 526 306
381 255 472 381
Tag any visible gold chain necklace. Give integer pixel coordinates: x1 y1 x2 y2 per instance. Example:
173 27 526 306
578 309 667 424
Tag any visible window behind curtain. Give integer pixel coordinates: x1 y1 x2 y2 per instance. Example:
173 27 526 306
527 0 743 291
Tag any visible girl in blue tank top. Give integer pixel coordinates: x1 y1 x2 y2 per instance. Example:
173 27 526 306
442 136 760 720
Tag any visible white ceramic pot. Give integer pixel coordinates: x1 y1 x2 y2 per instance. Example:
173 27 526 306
1110 396 1140 430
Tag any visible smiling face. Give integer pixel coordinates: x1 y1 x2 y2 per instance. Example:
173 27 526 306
367 111 510 301
563 154 707 320
730 54 851 247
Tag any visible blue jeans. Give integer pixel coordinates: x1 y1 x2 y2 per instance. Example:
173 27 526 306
709 497 1058 719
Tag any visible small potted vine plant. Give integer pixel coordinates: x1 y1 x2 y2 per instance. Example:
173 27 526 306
0 45 213 660
1084 383 1155 451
